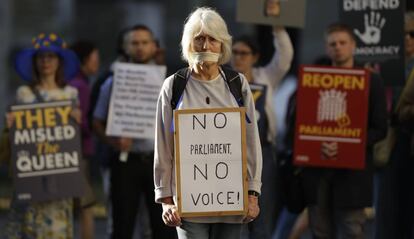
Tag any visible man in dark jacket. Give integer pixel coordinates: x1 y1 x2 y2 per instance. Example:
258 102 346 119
302 23 387 238
93 25 175 239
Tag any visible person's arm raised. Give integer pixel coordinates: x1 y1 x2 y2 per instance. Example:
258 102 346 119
262 26 294 90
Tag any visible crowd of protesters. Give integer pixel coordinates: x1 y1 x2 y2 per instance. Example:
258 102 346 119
0 5 413 239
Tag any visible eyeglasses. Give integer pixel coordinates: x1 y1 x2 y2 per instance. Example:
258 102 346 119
232 50 253 57
406 31 414 38
36 52 58 60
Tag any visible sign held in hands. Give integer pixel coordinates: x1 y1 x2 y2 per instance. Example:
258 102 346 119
106 62 166 139
174 108 248 217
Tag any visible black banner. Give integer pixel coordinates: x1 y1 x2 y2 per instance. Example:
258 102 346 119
339 0 405 86
250 83 268 143
10 100 84 202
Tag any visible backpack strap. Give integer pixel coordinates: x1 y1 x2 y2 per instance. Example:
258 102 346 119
171 68 189 110
220 67 251 123
221 66 243 107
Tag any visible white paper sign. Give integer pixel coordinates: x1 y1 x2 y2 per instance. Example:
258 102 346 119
106 63 166 139
174 108 248 217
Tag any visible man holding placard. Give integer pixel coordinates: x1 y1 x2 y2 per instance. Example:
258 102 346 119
296 23 387 238
93 25 174 239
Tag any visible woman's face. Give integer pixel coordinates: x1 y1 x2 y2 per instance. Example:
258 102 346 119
231 41 258 74
83 49 100 76
35 51 59 77
192 31 222 54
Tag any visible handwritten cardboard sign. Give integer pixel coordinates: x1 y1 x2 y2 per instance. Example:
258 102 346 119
174 108 248 217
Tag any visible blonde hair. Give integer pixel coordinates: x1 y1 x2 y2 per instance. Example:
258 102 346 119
181 7 232 65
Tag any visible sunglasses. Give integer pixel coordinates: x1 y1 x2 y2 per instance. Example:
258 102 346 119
232 50 253 57
406 31 414 38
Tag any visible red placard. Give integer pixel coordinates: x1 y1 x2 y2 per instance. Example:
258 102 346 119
293 65 370 170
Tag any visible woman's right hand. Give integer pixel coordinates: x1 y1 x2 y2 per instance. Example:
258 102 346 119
161 197 182 227
5 113 15 129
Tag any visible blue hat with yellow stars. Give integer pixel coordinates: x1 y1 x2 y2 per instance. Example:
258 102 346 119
14 33 79 81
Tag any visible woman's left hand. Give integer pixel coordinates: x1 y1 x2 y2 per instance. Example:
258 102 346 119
160 197 182 227
70 108 81 124
243 195 260 223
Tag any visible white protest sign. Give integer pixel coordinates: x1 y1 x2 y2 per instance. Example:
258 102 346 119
106 62 166 139
174 108 248 217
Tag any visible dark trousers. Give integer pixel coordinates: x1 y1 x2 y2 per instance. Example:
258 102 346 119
308 176 366 239
374 129 414 239
110 152 176 239
244 144 279 239
395 131 414 239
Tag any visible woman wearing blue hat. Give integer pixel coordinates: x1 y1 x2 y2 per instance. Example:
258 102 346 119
4 33 80 239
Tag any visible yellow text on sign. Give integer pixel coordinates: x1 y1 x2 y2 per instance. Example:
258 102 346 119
13 106 72 129
302 73 365 90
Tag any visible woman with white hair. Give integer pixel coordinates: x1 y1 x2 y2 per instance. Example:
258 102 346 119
154 7 262 239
